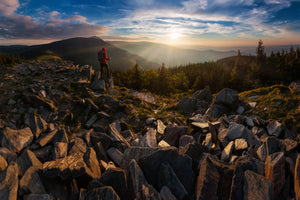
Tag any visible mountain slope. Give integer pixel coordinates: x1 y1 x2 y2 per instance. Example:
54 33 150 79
109 41 236 66
0 37 160 70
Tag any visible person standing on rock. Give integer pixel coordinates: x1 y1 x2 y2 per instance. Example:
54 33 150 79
98 47 110 79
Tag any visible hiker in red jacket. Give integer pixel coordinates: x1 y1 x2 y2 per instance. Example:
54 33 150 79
98 47 110 79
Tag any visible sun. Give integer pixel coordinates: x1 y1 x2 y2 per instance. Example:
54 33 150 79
169 32 181 40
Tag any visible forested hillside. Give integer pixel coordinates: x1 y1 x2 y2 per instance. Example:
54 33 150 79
113 41 300 95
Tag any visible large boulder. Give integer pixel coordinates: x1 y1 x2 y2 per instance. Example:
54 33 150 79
1 127 33 153
243 170 272 200
158 163 188 200
139 147 194 196
97 168 130 200
230 156 264 200
177 97 196 115
213 88 239 108
265 152 285 199
196 156 219 200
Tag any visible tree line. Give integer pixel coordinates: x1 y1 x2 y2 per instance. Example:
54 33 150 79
0 52 25 66
113 40 300 95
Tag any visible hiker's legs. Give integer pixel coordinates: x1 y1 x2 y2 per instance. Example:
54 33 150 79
100 63 104 79
105 64 109 77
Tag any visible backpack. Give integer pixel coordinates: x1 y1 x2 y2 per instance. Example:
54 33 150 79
98 51 105 62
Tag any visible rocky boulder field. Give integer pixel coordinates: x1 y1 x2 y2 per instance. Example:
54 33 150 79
0 60 299 200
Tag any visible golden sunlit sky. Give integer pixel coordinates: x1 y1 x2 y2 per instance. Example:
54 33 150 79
0 0 300 47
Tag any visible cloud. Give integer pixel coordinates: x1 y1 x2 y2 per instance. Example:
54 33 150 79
0 0 108 40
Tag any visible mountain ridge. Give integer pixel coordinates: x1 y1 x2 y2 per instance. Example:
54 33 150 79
0 37 160 70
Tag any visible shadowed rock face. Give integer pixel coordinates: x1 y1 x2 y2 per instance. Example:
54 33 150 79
0 60 297 199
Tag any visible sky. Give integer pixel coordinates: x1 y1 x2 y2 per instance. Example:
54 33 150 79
0 0 300 47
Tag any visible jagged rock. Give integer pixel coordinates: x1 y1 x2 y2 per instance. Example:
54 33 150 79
84 147 101 178
179 143 209 168
208 156 235 200
138 184 161 200
38 128 68 147
191 121 220 131
265 152 285 199
108 122 130 148
0 155 8 172
160 186 177 200
158 140 170 148
267 120 284 137
158 163 188 200
179 135 195 147
213 88 239 108
252 126 266 138
128 159 148 198
139 147 194 196
203 133 213 149
32 145 53 162
243 170 272 200
234 138 248 151
177 97 196 115
157 120 166 135
91 132 112 150
196 156 219 200
79 186 120 200
163 123 187 146
280 138 298 152
107 147 124 167
221 141 234 161
20 166 46 196
23 194 55 200
123 147 158 167
25 114 48 138
218 128 230 148
265 137 284 155
256 143 267 161
120 130 136 142
230 156 265 200
128 160 162 199
94 141 108 162
226 122 247 140
53 142 67 159
43 151 101 180
1 127 33 153
141 128 157 148
98 168 130 200
17 150 42 175
68 137 88 155
0 162 19 200
0 147 17 163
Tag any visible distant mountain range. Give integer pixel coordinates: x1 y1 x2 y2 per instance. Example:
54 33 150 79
108 41 237 66
0 37 160 70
